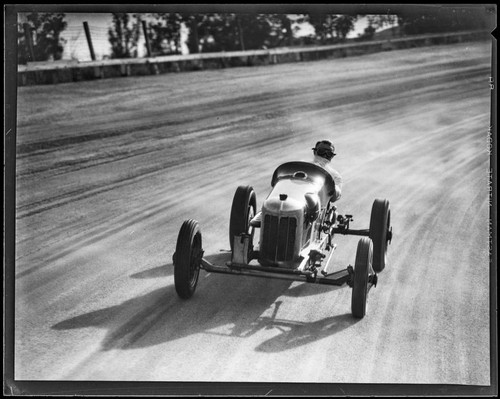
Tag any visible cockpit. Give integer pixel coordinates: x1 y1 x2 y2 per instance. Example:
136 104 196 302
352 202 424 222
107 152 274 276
270 161 337 207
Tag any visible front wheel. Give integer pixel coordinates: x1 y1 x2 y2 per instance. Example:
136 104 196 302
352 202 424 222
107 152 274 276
174 219 202 299
229 185 257 253
369 198 391 273
351 237 373 319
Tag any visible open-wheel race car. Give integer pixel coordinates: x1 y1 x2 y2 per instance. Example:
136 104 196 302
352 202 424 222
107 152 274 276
172 161 393 318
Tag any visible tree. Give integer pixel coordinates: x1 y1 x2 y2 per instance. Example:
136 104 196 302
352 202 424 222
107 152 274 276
108 13 140 58
359 14 398 39
307 13 335 44
146 13 183 55
366 14 397 31
266 14 307 47
182 13 272 53
306 13 357 44
198 14 240 52
179 13 309 54
361 24 377 40
233 14 274 51
333 15 357 40
180 13 203 53
17 13 67 64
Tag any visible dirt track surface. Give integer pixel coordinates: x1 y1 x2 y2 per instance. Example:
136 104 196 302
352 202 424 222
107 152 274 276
15 42 492 383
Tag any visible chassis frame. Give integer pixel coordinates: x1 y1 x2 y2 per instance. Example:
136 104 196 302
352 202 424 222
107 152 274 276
198 211 389 291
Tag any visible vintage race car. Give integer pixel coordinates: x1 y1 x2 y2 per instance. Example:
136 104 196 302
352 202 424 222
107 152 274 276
173 161 393 318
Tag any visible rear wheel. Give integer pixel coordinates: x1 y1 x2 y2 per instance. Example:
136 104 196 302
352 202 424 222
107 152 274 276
174 219 202 299
351 237 373 319
369 198 391 273
229 186 257 254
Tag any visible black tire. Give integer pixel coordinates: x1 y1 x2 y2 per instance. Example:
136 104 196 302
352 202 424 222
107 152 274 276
351 237 373 319
229 185 257 252
174 219 202 299
369 198 391 273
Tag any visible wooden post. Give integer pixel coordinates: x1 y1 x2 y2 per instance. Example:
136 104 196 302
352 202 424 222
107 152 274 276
236 15 245 51
83 22 96 61
142 20 152 57
191 16 199 53
23 23 35 62
284 16 293 46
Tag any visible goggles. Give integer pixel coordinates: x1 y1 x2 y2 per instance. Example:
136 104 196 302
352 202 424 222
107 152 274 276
316 148 334 160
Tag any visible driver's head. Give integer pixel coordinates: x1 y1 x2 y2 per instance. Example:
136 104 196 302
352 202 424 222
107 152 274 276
313 140 336 161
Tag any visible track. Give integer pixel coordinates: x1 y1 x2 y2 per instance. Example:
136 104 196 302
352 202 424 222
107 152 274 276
15 41 492 384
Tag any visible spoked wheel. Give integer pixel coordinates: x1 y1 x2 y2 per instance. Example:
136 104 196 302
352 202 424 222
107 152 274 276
369 198 391 273
174 219 203 299
229 185 257 254
351 237 373 319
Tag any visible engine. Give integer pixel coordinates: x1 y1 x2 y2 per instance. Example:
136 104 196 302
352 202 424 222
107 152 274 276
259 188 320 267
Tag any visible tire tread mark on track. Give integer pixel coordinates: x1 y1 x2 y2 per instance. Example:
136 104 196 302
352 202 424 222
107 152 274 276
15 132 293 275
16 64 488 157
16 92 283 156
16 125 296 219
15 114 488 271
16 197 175 278
365 154 487 382
17 108 284 179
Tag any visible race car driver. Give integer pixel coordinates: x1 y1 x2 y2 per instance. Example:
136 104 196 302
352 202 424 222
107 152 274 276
311 140 343 202
250 140 342 228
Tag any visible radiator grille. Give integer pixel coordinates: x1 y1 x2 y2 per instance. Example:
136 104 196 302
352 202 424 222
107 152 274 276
261 215 297 262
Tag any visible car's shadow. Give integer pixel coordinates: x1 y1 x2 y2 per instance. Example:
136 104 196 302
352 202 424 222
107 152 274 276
129 264 172 279
253 307 358 353
52 252 358 352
